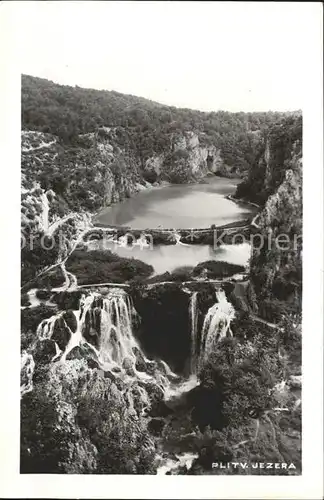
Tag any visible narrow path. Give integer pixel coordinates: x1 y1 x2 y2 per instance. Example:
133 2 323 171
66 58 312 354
21 216 93 291
22 139 57 153
46 213 76 237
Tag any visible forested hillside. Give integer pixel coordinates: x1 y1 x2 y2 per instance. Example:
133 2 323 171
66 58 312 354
22 75 293 176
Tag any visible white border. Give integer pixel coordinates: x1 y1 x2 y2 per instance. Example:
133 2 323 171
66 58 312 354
0 1 323 498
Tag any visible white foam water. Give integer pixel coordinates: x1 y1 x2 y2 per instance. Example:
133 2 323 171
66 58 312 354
189 291 199 374
34 289 180 391
23 285 236 403
199 289 235 365
156 452 198 475
21 352 35 397
40 191 49 232
21 284 239 477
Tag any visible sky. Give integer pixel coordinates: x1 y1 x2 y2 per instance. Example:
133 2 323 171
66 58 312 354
5 1 323 112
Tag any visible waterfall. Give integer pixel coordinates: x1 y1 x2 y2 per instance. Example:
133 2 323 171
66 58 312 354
135 233 151 249
26 288 203 414
198 289 235 370
173 230 189 246
189 292 198 374
118 235 129 247
21 352 35 396
22 283 238 474
33 289 181 391
25 287 235 400
40 191 49 232
189 287 235 374
188 288 235 374
98 291 139 370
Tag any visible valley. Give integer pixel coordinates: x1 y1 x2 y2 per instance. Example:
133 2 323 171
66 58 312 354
20 76 302 476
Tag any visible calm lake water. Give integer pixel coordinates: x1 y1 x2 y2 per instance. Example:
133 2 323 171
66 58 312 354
94 177 253 229
89 239 251 275
92 177 254 274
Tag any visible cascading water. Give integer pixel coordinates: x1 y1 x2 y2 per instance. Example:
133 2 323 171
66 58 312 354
164 287 235 405
96 291 141 371
21 352 35 396
21 283 238 475
156 452 198 475
173 230 189 246
27 286 235 393
189 291 198 374
135 234 151 249
40 191 49 232
198 288 235 370
34 289 180 392
187 287 236 375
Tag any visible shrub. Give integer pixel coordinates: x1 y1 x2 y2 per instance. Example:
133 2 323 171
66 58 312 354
192 260 245 279
36 289 53 301
51 290 83 310
76 391 156 474
21 304 55 336
21 293 30 307
66 249 153 284
21 384 76 473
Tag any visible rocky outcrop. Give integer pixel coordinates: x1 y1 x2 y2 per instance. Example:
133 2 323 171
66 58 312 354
235 115 302 206
160 131 224 183
20 351 158 473
172 131 223 177
247 116 302 317
21 129 146 216
143 155 165 183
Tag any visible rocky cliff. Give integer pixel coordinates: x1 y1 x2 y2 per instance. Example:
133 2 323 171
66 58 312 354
243 116 303 318
143 130 225 184
235 114 302 206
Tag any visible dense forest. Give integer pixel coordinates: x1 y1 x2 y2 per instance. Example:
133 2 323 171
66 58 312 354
22 75 297 173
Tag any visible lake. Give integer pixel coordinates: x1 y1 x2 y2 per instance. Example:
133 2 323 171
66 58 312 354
92 177 255 274
88 239 251 275
94 177 253 229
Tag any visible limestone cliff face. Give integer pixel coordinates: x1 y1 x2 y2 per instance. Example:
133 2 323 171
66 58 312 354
235 115 302 206
142 131 224 184
247 117 302 317
21 129 149 231
173 131 223 177
136 130 226 184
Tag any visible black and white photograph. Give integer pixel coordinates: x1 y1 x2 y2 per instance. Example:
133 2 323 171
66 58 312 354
0 1 323 499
